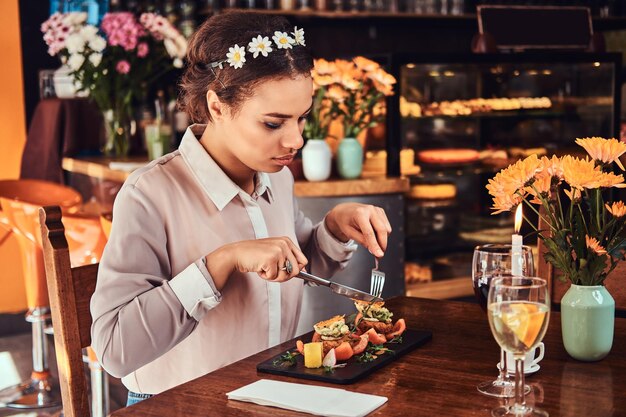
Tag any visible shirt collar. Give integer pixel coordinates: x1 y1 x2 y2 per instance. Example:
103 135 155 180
179 124 274 210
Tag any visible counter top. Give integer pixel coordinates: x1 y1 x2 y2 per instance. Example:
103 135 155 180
62 157 409 197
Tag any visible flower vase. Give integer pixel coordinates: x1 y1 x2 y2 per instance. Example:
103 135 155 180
302 139 332 181
102 108 133 158
336 137 363 179
561 284 615 361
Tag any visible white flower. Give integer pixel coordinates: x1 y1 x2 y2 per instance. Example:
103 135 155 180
226 44 246 69
62 12 87 26
248 35 273 58
272 31 294 49
292 27 305 46
67 53 85 71
89 52 102 67
89 36 106 52
80 25 99 41
173 58 183 68
164 36 186 60
65 33 85 54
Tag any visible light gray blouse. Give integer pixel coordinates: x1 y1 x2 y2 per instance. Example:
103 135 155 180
90 124 356 394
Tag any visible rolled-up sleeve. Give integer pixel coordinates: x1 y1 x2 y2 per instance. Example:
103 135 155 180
90 184 221 378
168 258 222 321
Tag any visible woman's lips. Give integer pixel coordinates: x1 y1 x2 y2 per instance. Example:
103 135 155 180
273 154 295 166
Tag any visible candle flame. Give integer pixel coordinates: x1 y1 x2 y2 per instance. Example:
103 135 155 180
514 204 523 233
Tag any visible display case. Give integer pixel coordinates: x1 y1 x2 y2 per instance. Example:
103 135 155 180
386 53 621 293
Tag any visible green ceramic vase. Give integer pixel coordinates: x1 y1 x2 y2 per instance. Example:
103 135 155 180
561 284 615 361
336 138 363 179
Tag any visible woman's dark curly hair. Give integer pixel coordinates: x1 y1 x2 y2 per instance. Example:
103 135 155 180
179 11 314 124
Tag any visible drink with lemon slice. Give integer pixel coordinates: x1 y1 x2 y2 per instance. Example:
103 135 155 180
489 302 549 353
487 277 550 417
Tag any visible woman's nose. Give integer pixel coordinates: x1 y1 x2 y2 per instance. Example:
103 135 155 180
283 122 305 150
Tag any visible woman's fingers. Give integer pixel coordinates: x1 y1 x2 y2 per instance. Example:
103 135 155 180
257 237 308 282
355 214 384 257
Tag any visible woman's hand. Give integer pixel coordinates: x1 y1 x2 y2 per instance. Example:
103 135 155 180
206 237 308 289
324 203 392 258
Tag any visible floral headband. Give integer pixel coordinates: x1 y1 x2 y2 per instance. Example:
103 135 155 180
209 27 305 70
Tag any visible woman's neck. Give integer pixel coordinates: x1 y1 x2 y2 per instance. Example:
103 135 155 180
198 125 255 194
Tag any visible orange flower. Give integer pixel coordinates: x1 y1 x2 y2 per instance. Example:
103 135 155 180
326 85 348 103
334 59 357 76
540 155 564 180
312 73 334 90
367 68 396 96
314 58 336 76
598 171 626 188
606 201 626 217
340 74 360 91
586 235 607 255
576 137 626 170
487 155 542 213
561 156 605 189
488 191 524 214
353 56 380 72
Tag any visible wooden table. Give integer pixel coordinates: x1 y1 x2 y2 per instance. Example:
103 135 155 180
109 297 624 416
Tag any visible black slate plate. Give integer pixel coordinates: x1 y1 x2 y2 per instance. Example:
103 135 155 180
257 329 432 385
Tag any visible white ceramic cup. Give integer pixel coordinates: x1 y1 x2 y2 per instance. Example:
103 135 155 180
501 342 545 374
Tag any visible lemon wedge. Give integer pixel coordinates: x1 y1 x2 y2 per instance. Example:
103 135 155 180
502 303 546 349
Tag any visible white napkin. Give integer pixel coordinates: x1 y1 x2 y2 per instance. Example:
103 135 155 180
226 379 387 417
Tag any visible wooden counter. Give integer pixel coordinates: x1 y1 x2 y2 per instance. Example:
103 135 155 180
61 157 410 197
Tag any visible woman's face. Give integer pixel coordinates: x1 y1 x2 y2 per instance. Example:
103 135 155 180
220 74 313 174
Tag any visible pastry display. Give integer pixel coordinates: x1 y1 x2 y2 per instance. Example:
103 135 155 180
407 183 457 200
417 148 480 164
401 96 552 118
508 147 548 158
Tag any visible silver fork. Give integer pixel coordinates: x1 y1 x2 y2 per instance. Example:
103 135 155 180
370 257 386 298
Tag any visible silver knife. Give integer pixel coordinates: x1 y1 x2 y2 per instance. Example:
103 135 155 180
296 270 383 303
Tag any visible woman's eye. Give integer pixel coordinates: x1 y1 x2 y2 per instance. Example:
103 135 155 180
298 116 307 123
264 122 282 130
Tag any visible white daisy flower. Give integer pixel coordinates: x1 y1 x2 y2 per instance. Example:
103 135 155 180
88 36 106 53
292 27 305 46
88 52 102 67
272 31 294 49
226 44 246 69
67 53 85 71
248 35 273 58
80 25 99 41
65 33 85 54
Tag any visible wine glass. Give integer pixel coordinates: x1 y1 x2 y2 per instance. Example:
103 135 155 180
488 276 550 417
472 243 534 398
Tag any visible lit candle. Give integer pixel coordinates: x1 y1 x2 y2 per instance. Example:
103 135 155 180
511 204 523 276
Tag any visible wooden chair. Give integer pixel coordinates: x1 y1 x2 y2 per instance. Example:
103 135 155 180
39 205 99 417
0 179 82 408
537 217 626 311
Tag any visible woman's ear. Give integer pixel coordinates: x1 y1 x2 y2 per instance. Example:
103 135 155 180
206 90 226 121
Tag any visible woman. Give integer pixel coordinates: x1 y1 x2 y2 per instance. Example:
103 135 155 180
90 11 392 404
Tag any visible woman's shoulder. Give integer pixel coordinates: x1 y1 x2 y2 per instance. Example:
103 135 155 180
124 151 186 189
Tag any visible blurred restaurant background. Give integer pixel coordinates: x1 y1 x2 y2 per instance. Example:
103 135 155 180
1 0 626 415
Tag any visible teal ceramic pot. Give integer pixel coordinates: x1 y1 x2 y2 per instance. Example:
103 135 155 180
336 138 363 179
561 284 615 361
